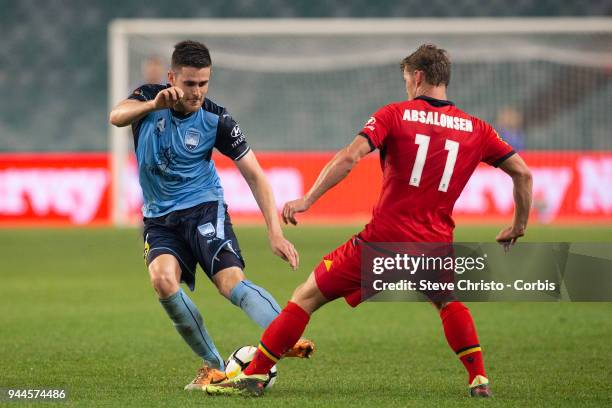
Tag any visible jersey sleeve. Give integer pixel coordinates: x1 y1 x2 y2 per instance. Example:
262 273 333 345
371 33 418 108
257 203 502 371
214 111 251 161
481 123 516 167
128 85 167 147
127 84 166 102
358 104 396 151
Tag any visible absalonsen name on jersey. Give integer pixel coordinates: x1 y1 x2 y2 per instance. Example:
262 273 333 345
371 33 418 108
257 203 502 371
403 109 473 132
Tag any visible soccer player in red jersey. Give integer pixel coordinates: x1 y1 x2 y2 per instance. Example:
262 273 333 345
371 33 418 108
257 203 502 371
206 44 533 397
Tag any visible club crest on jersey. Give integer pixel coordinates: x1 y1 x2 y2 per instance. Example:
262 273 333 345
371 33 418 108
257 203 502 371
197 223 216 238
184 129 201 151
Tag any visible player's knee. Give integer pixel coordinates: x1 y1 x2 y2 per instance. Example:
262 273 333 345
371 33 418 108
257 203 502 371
212 267 245 299
148 255 181 297
149 266 180 298
150 274 179 298
432 300 448 311
290 283 307 303
216 282 233 299
290 280 326 315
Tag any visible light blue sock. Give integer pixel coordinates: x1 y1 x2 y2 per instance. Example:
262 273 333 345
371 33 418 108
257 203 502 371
159 289 225 369
230 280 281 328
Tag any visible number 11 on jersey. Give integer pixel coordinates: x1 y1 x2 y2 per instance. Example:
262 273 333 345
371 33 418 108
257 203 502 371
409 134 459 192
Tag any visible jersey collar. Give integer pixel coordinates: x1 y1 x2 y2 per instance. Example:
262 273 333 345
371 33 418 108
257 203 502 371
414 95 455 107
170 109 195 120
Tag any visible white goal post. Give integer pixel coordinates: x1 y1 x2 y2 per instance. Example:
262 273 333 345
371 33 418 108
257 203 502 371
108 18 612 226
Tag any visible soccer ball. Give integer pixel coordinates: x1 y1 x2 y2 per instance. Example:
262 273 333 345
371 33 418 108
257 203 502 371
225 345 277 389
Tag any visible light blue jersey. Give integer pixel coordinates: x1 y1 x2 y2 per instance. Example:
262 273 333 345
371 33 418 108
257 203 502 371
129 84 250 218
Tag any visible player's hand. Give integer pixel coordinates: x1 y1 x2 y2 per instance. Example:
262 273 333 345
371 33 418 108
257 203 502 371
153 86 184 110
496 225 525 252
282 197 311 226
269 233 299 270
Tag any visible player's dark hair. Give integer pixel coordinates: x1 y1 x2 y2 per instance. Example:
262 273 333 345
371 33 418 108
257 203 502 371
171 40 212 69
401 44 451 87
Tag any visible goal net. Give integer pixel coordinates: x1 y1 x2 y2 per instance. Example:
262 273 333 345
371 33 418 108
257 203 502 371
109 18 612 225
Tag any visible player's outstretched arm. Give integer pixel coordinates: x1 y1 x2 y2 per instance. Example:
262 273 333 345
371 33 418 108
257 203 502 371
282 135 372 226
496 154 533 250
109 87 184 127
234 150 299 270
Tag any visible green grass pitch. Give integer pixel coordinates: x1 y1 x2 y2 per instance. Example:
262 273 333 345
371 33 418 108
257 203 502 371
1 225 611 407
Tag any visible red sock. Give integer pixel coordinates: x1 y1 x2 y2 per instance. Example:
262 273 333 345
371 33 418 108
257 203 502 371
439 302 487 383
245 301 310 375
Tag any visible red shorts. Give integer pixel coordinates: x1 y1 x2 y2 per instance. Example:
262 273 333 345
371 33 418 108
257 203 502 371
314 236 457 307
314 235 364 307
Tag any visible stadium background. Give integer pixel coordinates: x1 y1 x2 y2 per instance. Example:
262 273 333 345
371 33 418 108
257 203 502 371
1 1 611 407
1 1 611 226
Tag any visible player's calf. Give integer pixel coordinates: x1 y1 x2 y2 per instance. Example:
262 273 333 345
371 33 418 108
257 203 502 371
439 302 488 386
227 277 282 328
148 254 182 298
159 288 225 369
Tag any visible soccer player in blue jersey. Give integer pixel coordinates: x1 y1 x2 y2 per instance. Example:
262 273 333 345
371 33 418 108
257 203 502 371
109 40 313 390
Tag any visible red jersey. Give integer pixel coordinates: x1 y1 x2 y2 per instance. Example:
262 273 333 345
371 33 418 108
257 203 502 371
358 95 514 243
